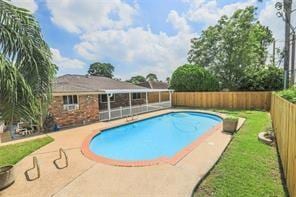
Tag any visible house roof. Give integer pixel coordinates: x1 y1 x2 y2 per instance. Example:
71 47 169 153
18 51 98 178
53 74 147 94
138 81 169 89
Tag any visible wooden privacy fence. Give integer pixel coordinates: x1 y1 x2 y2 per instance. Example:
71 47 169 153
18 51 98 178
148 92 169 103
172 92 272 110
270 94 296 197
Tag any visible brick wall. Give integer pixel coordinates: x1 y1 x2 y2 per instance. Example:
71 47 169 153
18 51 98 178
49 94 99 128
49 92 156 127
99 93 146 110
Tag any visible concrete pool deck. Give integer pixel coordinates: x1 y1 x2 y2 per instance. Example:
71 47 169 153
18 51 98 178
0 109 245 197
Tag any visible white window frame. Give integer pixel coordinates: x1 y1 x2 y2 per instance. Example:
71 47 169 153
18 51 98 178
100 94 115 103
63 95 79 111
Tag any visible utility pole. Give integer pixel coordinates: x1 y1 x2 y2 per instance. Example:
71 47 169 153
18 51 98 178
283 0 292 88
291 33 295 85
272 39 276 65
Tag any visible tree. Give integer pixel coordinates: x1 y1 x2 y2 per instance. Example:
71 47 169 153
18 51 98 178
127 75 146 84
113 77 122 81
188 6 273 90
146 73 158 81
88 62 114 78
166 77 170 85
170 64 219 92
238 66 284 91
0 1 57 127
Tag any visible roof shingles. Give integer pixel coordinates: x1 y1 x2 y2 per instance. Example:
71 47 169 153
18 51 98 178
138 81 168 89
53 74 147 93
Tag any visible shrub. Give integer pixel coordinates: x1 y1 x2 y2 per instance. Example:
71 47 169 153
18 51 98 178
238 66 284 91
225 115 239 121
277 86 296 104
170 64 219 91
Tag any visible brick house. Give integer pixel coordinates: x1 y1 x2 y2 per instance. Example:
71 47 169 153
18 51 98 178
49 75 172 128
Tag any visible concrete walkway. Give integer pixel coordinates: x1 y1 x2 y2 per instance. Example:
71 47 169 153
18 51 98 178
0 109 242 197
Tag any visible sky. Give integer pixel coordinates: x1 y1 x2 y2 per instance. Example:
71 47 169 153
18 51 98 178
10 0 295 80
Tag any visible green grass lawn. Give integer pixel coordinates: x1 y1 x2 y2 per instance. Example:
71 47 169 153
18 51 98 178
193 110 287 197
0 136 53 166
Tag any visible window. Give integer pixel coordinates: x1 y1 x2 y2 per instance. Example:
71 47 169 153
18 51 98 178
132 93 141 100
63 95 78 105
100 94 115 103
63 95 79 111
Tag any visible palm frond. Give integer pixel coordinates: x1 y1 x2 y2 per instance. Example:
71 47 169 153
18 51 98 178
0 54 38 122
0 0 57 125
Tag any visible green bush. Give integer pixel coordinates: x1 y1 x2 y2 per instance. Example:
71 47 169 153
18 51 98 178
170 64 219 91
277 86 296 104
238 66 284 91
225 115 239 121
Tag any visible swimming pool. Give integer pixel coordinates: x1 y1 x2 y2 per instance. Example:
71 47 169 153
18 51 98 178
83 111 223 166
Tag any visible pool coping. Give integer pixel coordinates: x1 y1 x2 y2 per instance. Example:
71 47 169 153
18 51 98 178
81 110 224 167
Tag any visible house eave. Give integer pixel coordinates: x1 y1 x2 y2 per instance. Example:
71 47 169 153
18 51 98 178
103 89 174 94
52 89 174 96
52 91 104 96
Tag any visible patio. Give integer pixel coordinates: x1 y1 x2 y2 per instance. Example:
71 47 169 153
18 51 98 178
0 109 241 197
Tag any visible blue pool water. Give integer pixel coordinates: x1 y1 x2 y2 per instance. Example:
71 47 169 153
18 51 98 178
89 112 222 161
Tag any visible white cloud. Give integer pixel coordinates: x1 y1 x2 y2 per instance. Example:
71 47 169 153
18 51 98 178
258 0 296 65
259 0 296 44
46 0 137 33
259 0 284 41
167 10 191 33
10 0 38 13
74 28 195 79
46 0 195 79
186 0 256 27
258 0 283 64
51 48 86 72
47 0 288 79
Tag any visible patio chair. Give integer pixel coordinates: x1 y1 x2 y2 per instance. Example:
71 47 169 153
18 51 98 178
20 129 33 136
15 121 37 136
15 122 28 135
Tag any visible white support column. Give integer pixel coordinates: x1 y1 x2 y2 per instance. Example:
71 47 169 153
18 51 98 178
146 92 148 111
158 91 161 103
169 91 172 107
129 92 132 115
107 94 111 120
